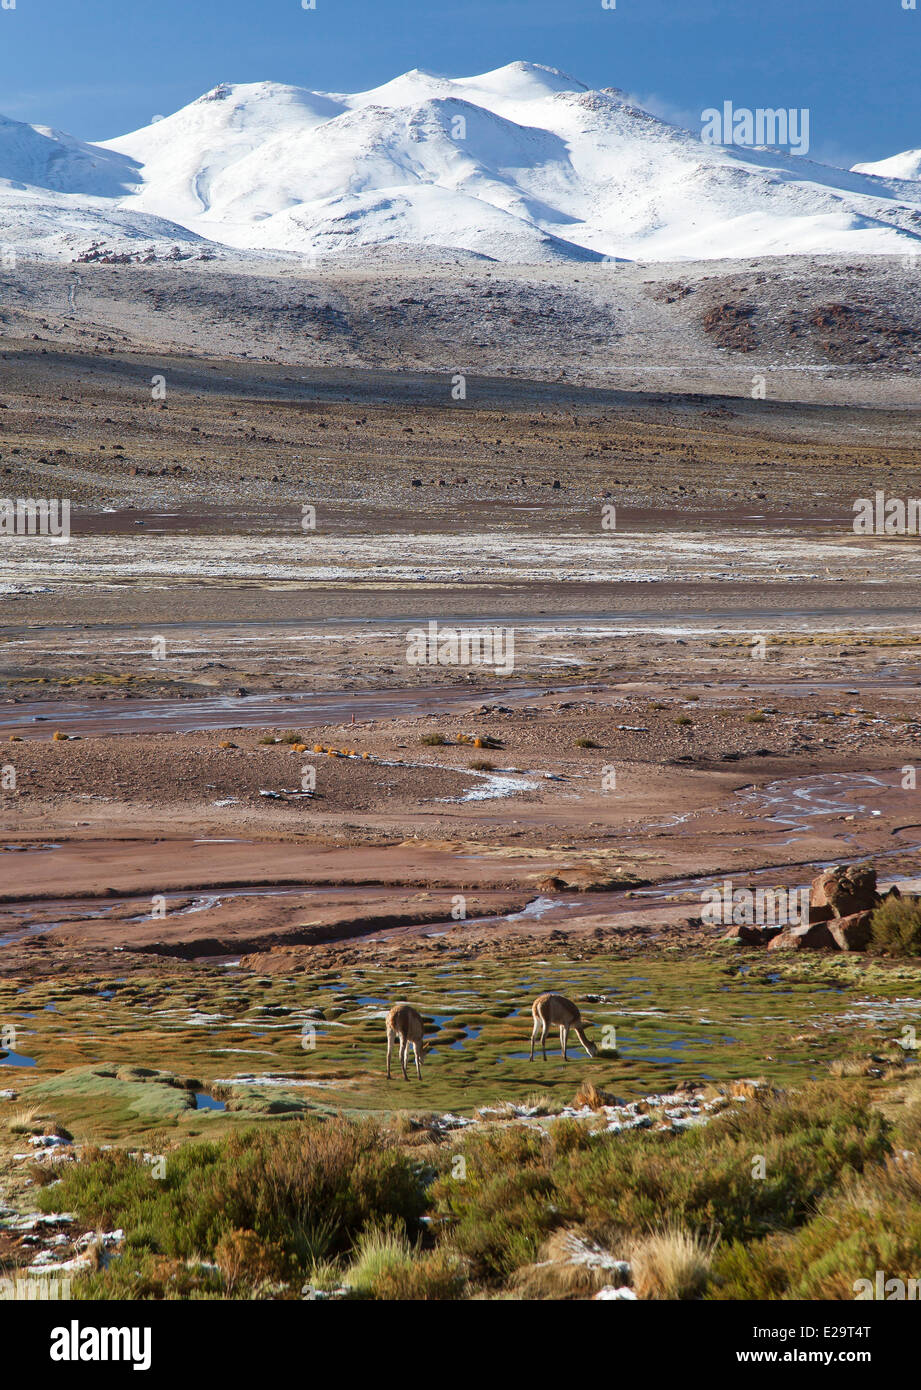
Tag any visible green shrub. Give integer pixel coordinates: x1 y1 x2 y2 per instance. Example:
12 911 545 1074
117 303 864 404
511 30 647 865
707 1235 791 1300
432 1083 890 1285
41 1119 426 1290
710 1153 921 1299
430 1128 555 1280
870 896 921 957
71 1252 225 1301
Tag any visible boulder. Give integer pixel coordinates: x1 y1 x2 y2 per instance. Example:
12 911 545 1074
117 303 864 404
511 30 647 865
809 864 879 920
827 910 874 952
738 924 783 946
767 921 837 951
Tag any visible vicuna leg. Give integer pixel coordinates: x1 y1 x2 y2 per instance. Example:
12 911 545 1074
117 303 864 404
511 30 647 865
541 1019 548 1061
386 1027 394 1080
529 1016 539 1062
400 1037 409 1081
412 1041 422 1080
560 1024 568 1060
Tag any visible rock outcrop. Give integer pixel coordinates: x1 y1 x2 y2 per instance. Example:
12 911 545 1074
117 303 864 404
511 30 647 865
767 920 837 952
808 864 880 923
742 864 905 952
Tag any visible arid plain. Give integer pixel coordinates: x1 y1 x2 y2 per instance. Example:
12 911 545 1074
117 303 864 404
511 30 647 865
2 255 921 1299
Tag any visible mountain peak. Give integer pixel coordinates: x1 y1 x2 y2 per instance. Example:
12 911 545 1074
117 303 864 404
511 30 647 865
499 59 587 86
197 83 235 103
852 147 921 182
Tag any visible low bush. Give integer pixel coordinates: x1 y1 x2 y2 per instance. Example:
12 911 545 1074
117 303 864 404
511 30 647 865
432 1082 890 1285
870 896 921 957
42 1080 913 1300
42 1119 426 1296
710 1152 921 1299
371 1248 467 1300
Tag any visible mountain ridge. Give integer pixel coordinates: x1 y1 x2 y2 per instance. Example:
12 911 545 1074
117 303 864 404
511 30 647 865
1 62 920 264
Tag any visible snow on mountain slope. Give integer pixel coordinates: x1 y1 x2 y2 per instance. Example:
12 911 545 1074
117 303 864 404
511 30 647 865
0 181 211 261
258 181 598 263
542 92 921 260
158 95 594 260
342 60 588 119
852 148 921 182
103 81 345 225
3 61 921 263
0 107 230 260
0 113 140 196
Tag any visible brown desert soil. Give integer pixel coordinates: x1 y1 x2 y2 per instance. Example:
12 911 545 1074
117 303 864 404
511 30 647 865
1 274 920 983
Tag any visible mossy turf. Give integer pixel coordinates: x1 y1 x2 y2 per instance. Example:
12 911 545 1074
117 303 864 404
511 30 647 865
2 946 921 1141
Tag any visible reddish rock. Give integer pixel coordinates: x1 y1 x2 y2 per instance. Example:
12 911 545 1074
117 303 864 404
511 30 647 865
768 921 837 951
827 910 874 952
809 864 879 920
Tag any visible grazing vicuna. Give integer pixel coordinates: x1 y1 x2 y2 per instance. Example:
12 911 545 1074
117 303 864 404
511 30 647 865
529 992 598 1062
386 1003 427 1081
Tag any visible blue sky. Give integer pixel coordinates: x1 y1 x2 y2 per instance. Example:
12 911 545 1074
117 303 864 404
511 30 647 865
0 0 917 166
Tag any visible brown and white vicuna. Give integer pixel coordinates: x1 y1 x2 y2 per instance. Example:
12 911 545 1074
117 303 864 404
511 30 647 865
385 1003 428 1081
529 992 598 1061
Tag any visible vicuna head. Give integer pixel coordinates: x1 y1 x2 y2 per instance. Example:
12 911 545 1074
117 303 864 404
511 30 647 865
576 1024 598 1058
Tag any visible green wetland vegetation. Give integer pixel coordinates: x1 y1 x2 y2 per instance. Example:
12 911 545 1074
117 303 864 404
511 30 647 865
3 943 921 1299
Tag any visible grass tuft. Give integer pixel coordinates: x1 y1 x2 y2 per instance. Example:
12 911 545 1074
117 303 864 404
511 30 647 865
346 1221 415 1296
629 1223 717 1299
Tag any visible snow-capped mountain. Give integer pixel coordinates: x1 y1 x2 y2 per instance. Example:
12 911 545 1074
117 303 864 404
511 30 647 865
852 148 921 183
3 62 921 263
0 114 141 196
0 111 211 261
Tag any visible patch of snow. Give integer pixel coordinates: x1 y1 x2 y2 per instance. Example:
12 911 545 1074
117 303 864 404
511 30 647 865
212 1074 337 1087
